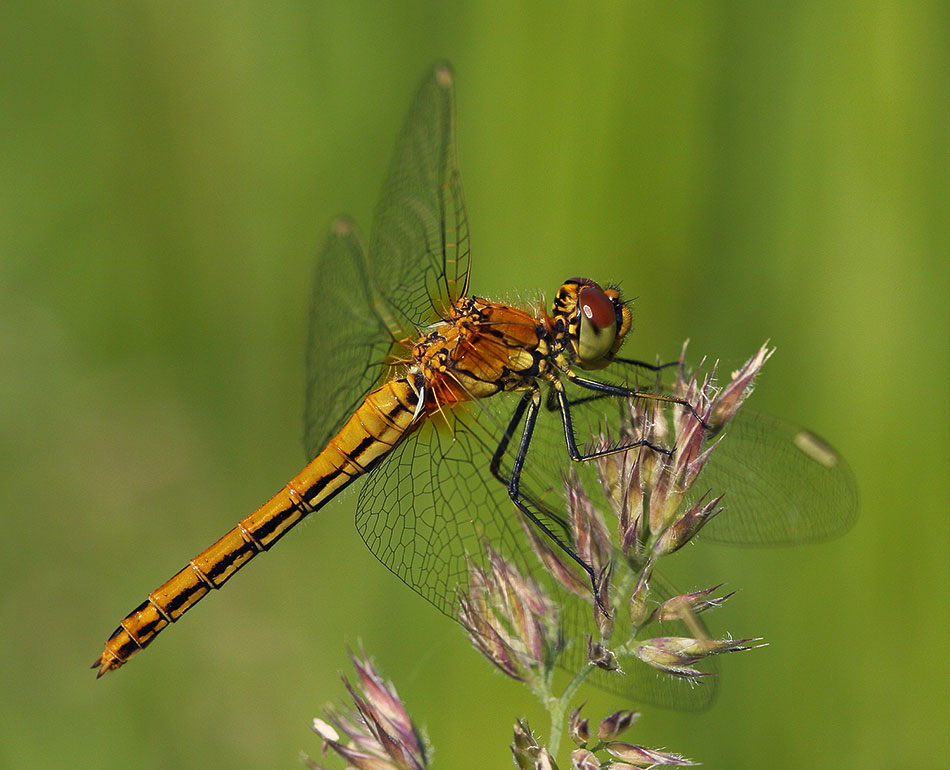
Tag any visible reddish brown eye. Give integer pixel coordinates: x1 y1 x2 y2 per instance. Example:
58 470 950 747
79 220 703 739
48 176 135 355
578 286 616 330
576 285 618 365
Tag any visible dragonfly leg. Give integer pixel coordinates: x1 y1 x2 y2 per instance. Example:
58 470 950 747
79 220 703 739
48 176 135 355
489 391 532 482
491 389 607 615
552 378 673 461
610 356 679 372
546 358 677 412
565 369 708 429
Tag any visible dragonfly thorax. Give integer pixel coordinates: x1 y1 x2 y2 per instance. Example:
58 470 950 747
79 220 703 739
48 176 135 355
411 296 551 407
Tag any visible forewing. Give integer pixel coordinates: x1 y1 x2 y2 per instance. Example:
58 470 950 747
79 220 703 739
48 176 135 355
695 410 858 545
561 365 859 546
367 61 471 336
304 62 470 458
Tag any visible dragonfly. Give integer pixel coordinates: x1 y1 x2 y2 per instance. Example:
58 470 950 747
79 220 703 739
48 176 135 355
94 63 857 708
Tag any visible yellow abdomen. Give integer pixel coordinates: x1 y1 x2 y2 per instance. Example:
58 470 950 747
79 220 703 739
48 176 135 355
94 376 422 676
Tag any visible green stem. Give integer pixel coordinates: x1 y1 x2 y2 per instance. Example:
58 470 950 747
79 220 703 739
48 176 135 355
543 660 597 756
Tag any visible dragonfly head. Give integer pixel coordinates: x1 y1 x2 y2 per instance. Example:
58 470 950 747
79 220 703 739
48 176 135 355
553 278 632 370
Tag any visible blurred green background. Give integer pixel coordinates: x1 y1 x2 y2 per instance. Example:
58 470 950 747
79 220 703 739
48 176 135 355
2 2 947 768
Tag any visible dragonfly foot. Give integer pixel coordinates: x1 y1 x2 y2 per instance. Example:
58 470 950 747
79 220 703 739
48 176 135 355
589 569 611 619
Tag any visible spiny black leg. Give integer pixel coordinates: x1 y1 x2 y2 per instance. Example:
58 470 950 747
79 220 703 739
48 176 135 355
497 389 605 613
565 370 708 429
490 391 532 484
611 357 680 372
557 356 678 409
553 379 673 461
550 358 672 410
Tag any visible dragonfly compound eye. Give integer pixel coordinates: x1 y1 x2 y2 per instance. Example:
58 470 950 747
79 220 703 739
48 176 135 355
576 285 618 366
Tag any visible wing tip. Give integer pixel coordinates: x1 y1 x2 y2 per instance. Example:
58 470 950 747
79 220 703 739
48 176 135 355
433 61 453 90
791 429 840 469
331 216 355 238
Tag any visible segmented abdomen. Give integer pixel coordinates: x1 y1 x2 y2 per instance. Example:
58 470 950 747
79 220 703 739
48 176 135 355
93 375 422 676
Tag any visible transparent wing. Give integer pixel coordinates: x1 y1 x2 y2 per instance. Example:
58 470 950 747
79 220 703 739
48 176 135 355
366 61 470 335
693 410 859 545
354 383 719 710
355 398 531 613
488 378 724 709
303 219 399 458
354 368 856 709
304 62 470 457
554 364 859 546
